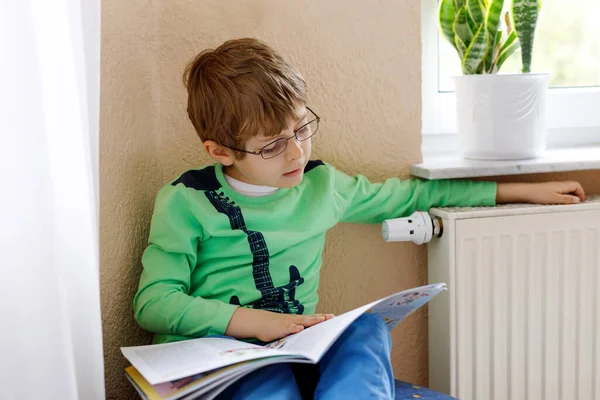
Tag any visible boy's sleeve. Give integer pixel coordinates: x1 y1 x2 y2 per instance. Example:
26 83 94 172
331 167 497 224
133 185 238 338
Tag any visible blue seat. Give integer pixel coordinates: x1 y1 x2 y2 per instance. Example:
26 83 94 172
394 380 456 399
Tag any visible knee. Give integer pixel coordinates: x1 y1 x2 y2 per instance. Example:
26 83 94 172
356 312 389 330
349 313 391 342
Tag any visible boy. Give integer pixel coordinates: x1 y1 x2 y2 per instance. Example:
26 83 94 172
133 38 585 399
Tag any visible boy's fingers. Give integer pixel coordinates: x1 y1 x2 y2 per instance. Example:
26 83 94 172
315 313 335 320
570 183 585 201
556 194 580 204
297 315 325 326
560 181 585 201
287 323 304 333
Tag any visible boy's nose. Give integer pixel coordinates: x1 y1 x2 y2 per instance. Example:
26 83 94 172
286 137 303 161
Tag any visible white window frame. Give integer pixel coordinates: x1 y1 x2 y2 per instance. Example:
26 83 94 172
421 0 600 155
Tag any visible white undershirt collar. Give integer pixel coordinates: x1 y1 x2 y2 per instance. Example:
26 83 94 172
223 174 279 197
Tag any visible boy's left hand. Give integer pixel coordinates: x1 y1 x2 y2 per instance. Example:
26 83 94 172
497 181 585 205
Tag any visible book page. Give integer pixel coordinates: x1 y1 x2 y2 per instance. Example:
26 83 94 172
366 283 447 330
126 363 251 400
263 301 378 362
121 337 300 385
126 373 149 400
189 358 313 400
264 283 448 361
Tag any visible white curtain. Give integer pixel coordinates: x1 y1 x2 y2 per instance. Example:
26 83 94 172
0 0 104 399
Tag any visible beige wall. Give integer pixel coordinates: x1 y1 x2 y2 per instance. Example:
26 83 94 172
100 0 160 398
100 0 600 398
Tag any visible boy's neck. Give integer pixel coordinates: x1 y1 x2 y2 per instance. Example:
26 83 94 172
222 165 251 184
223 170 278 197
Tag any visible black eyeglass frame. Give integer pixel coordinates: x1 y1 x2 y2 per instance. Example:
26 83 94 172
222 107 320 159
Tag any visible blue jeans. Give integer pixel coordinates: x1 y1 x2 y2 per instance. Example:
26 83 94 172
216 312 395 399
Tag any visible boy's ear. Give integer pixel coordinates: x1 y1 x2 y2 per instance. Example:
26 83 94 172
203 140 235 166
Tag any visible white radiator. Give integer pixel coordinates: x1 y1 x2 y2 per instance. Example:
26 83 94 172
428 195 600 400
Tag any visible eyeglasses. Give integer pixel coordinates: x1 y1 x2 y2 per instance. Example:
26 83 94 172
223 107 320 159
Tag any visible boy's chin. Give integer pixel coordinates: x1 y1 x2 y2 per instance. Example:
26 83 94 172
277 174 304 189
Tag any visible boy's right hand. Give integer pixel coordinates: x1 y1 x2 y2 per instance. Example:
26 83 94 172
225 307 335 343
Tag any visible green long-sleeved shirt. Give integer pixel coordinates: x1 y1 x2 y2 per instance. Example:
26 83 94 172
133 161 496 344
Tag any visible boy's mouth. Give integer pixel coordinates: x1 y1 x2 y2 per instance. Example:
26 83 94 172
283 168 302 177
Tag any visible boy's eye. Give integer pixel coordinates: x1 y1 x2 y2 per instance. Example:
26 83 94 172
261 139 286 156
296 125 310 138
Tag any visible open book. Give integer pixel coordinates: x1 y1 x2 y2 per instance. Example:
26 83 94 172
121 282 447 400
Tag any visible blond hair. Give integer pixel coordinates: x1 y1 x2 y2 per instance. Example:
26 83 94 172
183 38 307 156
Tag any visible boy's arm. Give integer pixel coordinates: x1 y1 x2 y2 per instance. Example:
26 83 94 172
333 168 496 224
133 185 238 338
333 167 585 224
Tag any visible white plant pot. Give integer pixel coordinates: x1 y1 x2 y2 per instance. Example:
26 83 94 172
454 73 550 160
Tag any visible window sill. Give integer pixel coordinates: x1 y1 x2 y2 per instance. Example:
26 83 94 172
410 146 600 180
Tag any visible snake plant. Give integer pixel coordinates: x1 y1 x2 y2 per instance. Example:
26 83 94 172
438 0 541 74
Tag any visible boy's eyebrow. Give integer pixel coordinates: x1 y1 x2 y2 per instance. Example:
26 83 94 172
294 111 308 122
257 111 309 143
